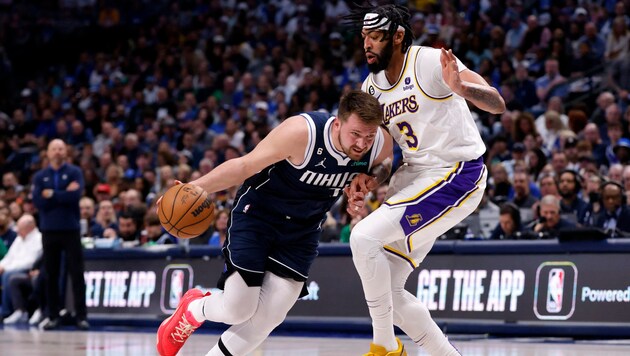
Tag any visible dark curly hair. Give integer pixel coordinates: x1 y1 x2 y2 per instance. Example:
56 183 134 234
343 2 414 53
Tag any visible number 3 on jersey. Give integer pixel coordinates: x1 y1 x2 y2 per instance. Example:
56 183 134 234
396 121 418 150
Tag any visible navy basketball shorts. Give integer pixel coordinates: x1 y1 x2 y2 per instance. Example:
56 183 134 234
220 207 321 289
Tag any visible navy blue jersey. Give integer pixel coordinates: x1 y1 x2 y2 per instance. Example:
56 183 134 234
240 112 385 222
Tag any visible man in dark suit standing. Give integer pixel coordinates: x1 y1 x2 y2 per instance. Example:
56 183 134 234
32 139 89 330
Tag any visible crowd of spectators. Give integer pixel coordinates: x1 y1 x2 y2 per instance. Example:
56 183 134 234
1 0 630 253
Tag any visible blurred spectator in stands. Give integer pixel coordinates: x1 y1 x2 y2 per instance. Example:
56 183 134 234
98 4 120 28
503 142 524 180
0 214 42 322
578 22 606 61
93 183 112 204
94 152 112 183
464 35 492 73
8 201 23 224
103 212 140 247
512 112 538 144
551 151 569 177
590 92 616 125
528 195 576 239
613 137 630 165
510 62 539 109
608 163 624 184
0 211 16 250
581 123 607 167
142 213 175 246
539 110 565 153
562 136 580 171
567 109 588 136
4 256 45 326
121 188 146 225
91 200 117 239
103 164 123 198
487 134 512 166
489 162 511 204
600 2 630 35
536 59 568 105
208 209 229 247
604 122 623 166
570 41 599 80
603 104 624 144
366 183 388 213
520 14 552 56
504 11 527 55
590 181 630 237
489 203 523 240
79 197 95 238
578 155 599 178
604 16 630 61
525 147 547 182
538 172 559 197
492 111 515 139
558 170 591 225
510 171 538 223
584 173 604 213
2 172 23 194
179 132 204 169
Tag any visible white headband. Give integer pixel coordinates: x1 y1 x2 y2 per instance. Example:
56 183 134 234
363 13 403 32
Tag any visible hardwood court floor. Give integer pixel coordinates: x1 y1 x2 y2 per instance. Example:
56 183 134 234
1 327 630 355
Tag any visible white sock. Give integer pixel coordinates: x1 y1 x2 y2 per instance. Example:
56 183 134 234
351 231 398 351
391 265 460 355
188 298 208 323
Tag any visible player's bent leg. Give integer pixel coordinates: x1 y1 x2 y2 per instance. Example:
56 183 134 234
390 259 460 356
351 211 402 353
190 272 260 325
205 272 303 356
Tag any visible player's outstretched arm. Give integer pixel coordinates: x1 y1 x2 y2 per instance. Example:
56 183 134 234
440 48 506 114
190 116 308 194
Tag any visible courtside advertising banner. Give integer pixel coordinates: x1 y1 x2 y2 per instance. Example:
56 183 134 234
82 253 630 324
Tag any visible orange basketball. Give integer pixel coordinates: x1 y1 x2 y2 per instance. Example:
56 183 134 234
158 183 215 239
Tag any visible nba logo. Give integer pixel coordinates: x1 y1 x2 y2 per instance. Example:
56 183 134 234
169 270 184 308
161 264 194 314
533 261 577 320
546 268 564 313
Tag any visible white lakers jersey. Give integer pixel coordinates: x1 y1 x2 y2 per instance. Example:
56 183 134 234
362 46 486 168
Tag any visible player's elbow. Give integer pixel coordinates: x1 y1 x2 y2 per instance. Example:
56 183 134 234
490 98 507 115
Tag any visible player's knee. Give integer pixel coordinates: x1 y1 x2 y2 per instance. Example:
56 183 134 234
349 222 381 258
223 299 257 324
258 306 288 328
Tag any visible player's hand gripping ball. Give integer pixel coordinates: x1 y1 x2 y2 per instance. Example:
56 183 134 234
157 183 216 239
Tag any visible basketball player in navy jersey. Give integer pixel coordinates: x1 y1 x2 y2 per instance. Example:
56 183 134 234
344 4 505 356
156 90 393 356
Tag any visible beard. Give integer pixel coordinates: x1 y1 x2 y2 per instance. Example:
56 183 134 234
559 190 574 200
367 39 394 73
337 130 365 160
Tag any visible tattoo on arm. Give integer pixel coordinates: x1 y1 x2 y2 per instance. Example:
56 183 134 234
462 83 505 114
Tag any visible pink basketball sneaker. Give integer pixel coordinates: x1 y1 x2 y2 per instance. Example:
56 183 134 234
156 288 209 356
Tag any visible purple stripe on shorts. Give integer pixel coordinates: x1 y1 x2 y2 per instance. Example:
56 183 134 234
400 157 485 239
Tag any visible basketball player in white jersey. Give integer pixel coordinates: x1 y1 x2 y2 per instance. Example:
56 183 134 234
343 4 506 356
